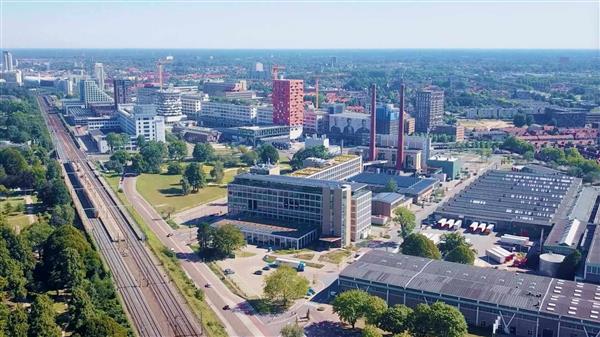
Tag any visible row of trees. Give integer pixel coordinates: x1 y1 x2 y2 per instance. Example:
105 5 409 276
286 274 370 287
400 232 476 265
536 147 600 183
332 289 468 337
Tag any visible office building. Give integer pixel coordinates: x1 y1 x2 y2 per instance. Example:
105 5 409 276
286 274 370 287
2 51 14 71
79 79 113 107
227 174 371 247
94 63 105 90
257 106 273 125
113 79 133 108
156 88 183 124
200 101 258 127
0 70 22 86
304 109 329 135
221 125 290 145
371 192 412 218
181 93 208 119
272 79 304 139
376 104 400 135
118 104 166 142
137 84 159 104
290 154 363 181
415 86 444 133
56 78 74 96
434 170 581 235
339 251 600 337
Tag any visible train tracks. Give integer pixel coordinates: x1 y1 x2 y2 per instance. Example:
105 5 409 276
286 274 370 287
39 96 203 337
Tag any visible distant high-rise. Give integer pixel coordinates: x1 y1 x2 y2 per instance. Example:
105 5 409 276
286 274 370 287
415 86 444 133
94 63 105 90
272 79 304 139
3 51 14 72
113 79 133 108
79 79 113 107
156 88 183 124
255 62 264 72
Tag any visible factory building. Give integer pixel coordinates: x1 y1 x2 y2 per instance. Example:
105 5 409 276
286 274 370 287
433 170 581 236
339 251 600 337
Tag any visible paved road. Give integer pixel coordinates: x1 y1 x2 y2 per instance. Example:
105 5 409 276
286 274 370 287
122 176 272 337
172 197 228 225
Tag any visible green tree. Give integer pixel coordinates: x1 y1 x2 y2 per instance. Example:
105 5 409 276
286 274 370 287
525 114 534 126
400 234 441 259
104 160 124 174
393 207 416 238
438 232 470 255
109 150 131 165
290 146 330 170
537 147 565 163
192 143 215 162
364 295 388 325
0 148 27 177
240 150 259 166
184 162 206 192
378 304 413 334
331 289 370 328
6 305 28 337
38 179 70 208
384 178 398 192
22 221 54 255
213 224 245 257
263 265 309 307
168 140 188 161
28 294 61 337
210 161 225 184
280 323 304 337
68 286 96 330
523 151 534 161
139 141 166 173
411 302 467 337
166 161 183 175
445 245 475 265
75 313 128 337
50 204 75 227
257 144 279 164
196 222 215 251
106 132 128 152
49 247 85 290
45 160 62 181
0 240 27 300
513 113 527 127
362 325 382 337
558 250 582 280
180 177 190 196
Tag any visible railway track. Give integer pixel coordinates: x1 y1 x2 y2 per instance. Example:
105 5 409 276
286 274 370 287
39 96 203 337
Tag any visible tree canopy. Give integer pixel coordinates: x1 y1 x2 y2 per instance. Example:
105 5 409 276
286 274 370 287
400 234 441 259
263 265 309 307
393 207 416 239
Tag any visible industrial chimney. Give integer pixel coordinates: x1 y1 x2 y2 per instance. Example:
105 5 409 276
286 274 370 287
369 84 377 162
396 84 406 170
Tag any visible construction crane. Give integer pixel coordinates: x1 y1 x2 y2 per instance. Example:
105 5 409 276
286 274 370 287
271 64 286 80
157 55 174 90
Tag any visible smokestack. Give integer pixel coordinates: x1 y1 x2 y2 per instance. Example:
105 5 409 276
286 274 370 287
369 84 377 162
396 84 406 170
315 78 319 109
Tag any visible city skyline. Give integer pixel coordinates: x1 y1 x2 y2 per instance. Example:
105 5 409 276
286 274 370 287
2 1 599 49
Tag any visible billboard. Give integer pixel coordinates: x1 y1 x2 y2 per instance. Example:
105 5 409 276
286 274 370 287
328 113 371 145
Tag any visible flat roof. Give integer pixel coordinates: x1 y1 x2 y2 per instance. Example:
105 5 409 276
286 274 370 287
340 250 600 324
233 173 366 191
436 170 580 227
372 192 408 204
348 172 438 196
290 154 360 178
212 218 316 239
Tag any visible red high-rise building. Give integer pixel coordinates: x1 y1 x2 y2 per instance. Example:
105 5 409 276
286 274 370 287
272 79 304 127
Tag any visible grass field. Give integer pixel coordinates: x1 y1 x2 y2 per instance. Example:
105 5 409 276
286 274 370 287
136 165 238 214
318 249 352 265
0 196 35 231
103 173 227 337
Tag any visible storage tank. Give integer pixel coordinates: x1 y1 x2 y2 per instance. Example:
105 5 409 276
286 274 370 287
539 253 566 277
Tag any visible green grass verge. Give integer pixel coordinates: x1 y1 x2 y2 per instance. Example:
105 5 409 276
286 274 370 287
318 249 352 265
103 174 227 337
0 196 35 231
135 166 237 214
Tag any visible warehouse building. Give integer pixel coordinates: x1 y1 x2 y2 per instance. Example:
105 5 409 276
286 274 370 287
339 251 600 337
348 172 438 203
433 170 581 236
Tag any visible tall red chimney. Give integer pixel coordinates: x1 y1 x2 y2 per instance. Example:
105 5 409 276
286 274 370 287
369 84 377 162
396 84 405 170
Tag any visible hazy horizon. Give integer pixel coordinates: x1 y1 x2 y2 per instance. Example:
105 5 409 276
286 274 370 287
2 1 599 50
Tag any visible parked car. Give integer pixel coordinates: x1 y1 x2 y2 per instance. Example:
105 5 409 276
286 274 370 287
262 266 271 271
254 270 263 275
223 268 235 275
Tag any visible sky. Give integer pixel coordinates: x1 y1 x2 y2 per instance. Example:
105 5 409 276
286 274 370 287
1 0 599 49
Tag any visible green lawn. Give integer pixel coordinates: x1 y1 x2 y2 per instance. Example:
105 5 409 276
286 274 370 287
0 196 35 231
318 249 352 265
136 166 238 214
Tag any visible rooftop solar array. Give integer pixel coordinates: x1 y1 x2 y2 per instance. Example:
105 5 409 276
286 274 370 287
340 250 600 323
436 170 580 227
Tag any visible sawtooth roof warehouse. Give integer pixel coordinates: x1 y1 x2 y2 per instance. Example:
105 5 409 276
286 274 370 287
339 251 600 337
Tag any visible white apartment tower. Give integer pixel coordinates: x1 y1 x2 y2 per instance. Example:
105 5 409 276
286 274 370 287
94 63 105 90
